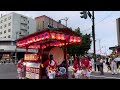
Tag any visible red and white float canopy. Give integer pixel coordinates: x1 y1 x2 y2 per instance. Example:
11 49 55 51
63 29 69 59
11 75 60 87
16 28 82 49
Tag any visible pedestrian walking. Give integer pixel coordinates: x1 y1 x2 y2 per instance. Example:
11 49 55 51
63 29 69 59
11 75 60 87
106 57 111 72
110 57 118 75
99 57 104 75
96 58 100 72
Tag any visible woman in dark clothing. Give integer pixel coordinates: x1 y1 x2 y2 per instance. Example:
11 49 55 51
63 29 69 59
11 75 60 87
106 57 111 71
96 58 100 71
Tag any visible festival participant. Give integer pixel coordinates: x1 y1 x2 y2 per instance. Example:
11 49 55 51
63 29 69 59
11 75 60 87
41 54 58 79
17 58 24 79
72 56 81 79
81 56 92 79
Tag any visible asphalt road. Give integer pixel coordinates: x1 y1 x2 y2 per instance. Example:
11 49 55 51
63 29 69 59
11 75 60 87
0 63 17 79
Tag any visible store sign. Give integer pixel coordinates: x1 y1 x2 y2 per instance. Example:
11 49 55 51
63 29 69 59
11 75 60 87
25 62 40 79
2 54 10 59
24 54 38 61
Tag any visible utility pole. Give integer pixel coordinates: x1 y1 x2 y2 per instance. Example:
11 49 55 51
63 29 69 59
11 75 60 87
15 32 18 64
59 17 69 27
104 46 107 56
80 11 96 71
92 11 96 71
98 40 101 54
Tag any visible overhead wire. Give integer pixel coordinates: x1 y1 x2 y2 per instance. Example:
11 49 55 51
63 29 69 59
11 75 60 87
81 11 114 33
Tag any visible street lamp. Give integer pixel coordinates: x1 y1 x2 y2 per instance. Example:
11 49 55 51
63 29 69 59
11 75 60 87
15 31 19 64
59 17 69 27
96 39 101 55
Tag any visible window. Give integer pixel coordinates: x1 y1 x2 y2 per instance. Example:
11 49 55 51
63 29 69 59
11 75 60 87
4 30 6 33
8 29 11 32
8 16 11 20
0 26 2 29
1 20 3 23
4 36 6 38
8 35 11 38
28 21 29 24
28 26 29 29
4 18 7 22
0 32 2 35
4 24 6 28
8 22 11 26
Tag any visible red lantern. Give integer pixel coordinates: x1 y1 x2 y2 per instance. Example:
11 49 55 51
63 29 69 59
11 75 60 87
35 36 38 42
77 37 81 42
73 36 77 42
62 43 65 46
56 33 61 40
51 32 56 39
37 35 41 41
65 35 69 41
69 36 74 42
44 32 50 39
16 42 19 46
61 34 65 40
41 34 45 40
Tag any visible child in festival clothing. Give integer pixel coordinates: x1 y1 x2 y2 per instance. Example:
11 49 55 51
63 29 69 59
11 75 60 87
81 56 92 79
17 58 24 79
41 54 58 79
72 56 82 79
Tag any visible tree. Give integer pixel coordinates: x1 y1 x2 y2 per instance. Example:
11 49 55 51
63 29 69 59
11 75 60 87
67 27 92 59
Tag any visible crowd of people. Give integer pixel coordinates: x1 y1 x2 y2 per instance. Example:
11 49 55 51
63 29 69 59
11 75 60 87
105 55 120 75
16 54 120 79
72 56 92 79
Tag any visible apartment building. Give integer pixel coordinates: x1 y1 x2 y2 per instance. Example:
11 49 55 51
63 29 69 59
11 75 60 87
35 15 67 31
0 12 36 60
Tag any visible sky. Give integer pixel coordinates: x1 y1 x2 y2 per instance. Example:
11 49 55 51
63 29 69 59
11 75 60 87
1 11 119 55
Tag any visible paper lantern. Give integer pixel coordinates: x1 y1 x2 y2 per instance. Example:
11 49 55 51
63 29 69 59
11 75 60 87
44 32 50 39
34 36 38 42
69 36 74 42
51 32 56 39
77 37 81 42
16 42 19 46
37 35 41 41
41 34 45 40
73 36 77 42
56 33 61 40
65 35 69 41
61 34 65 40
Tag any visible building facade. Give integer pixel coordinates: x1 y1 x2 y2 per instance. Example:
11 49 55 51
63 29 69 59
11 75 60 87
109 18 120 54
0 12 36 60
35 15 67 31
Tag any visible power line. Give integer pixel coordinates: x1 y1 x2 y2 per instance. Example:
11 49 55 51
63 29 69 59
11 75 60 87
81 11 114 32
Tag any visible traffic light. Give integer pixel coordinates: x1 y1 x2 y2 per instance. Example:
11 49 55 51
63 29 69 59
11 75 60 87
80 11 87 19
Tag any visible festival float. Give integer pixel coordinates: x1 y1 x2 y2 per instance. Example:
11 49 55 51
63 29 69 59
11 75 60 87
16 28 82 79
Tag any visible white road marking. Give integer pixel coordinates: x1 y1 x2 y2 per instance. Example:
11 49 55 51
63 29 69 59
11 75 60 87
91 75 120 79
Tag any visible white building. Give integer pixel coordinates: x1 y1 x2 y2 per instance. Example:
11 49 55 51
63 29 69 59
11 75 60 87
0 12 36 59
